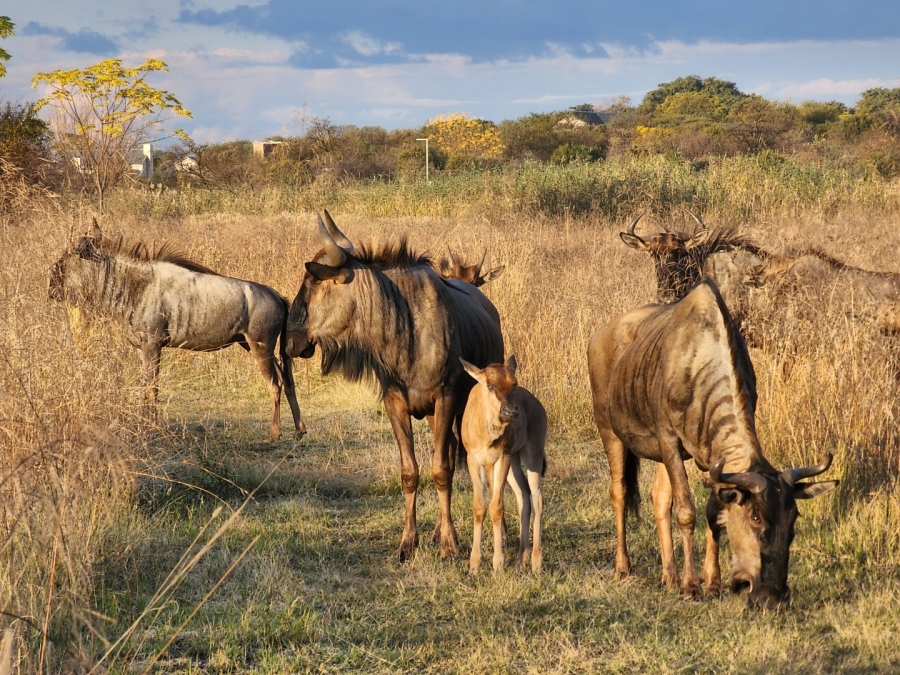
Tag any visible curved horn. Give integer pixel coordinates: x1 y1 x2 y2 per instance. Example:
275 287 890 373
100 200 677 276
475 249 487 275
317 213 347 267
781 451 833 487
626 212 646 240
686 210 706 233
322 209 354 253
709 457 768 494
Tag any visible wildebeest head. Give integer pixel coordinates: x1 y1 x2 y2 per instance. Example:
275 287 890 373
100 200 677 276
285 210 355 360
619 211 711 303
461 355 519 423
706 453 838 610
49 230 104 303
437 247 505 288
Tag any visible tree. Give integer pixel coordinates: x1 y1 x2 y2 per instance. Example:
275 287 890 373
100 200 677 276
726 96 796 153
32 58 191 211
424 113 505 162
0 16 12 78
639 76 747 114
0 102 51 179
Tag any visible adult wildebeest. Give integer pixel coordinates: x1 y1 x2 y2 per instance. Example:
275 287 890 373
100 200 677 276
285 211 504 561
49 225 306 441
588 279 837 609
746 248 900 329
619 211 770 333
436 247 505 288
460 356 547 574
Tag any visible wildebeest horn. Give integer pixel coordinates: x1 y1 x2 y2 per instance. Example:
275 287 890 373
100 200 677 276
322 209 354 253
317 213 347 267
781 451 833 487
626 212 646 240
475 249 486 275
445 245 456 265
709 457 768 494
686 210 706 233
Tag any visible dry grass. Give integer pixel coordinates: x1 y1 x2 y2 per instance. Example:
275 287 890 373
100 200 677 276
2 165 900 672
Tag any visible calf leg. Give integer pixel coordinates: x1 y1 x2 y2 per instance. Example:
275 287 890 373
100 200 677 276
385 391 419 562
467 453 486 575
507 458 531 568
703 497 723 597
650 464 679 589
139 339 163 425
489 455 513 572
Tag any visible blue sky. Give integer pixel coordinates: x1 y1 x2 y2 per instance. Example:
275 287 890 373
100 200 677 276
2 1 900 143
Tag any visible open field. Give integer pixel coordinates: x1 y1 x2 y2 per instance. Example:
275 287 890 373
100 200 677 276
3 161 900 672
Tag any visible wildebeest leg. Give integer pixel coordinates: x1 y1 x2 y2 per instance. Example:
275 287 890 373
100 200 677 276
526 466 543 573
650 464 679 590
703 497 723 597
280 352 307 438
506 458 531 568
489 454 513 571
426 397 459 557
139 339 163 424
384 391 419 562
600 429 630 577
249 342 283 441
467 452 486 574
659 436 702 599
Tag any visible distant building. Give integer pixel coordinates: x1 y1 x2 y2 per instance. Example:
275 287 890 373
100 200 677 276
128 143 154 179
253 141 282 158
570 110 619 125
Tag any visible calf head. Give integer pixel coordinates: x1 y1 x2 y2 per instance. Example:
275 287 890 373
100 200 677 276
620 212 711 303
285 210 355 359
706 453 838 610
438 247 504 288
461 355 519 424
49 224 105 303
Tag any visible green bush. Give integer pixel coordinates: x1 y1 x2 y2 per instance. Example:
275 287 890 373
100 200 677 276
550 143 602 166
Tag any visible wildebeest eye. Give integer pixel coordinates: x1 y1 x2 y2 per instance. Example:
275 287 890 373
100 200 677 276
486 383 494 390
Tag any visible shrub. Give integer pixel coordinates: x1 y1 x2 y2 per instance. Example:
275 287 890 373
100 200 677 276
550 143 602 165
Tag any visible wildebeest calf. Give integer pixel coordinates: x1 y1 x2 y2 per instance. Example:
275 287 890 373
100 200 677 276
460 356 547 573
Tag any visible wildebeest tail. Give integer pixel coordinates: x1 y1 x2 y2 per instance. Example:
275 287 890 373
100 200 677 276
624 450 641 519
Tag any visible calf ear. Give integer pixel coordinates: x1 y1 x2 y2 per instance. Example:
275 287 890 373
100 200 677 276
620 232 649 251
459 358 485 384
794 480 839 500
305 262 353 284
506 354 517 376
482 266 505 283
686 228 711 249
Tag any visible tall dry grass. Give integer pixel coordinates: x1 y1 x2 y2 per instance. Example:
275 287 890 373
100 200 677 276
2 159 900 670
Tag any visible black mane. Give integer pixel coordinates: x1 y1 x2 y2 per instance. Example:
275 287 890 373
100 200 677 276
96 234 220 276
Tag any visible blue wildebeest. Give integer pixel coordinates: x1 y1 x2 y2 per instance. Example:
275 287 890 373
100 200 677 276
588 279 837 609
460 356 547 574
436 247 505 288
620 212 771 337
49 226 306 440
285 211 504 561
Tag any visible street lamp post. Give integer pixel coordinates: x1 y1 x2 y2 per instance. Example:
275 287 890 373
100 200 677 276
416 137 429 181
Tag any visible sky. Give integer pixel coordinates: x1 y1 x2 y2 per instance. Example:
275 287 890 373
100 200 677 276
2 1 900 143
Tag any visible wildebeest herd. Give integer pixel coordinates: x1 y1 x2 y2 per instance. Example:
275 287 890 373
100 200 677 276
54 209 880 611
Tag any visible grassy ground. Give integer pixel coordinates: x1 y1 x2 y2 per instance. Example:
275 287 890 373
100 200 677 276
2 168 900 672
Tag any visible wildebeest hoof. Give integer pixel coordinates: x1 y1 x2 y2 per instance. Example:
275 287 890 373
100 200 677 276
682 583 703 600
704 582 723 599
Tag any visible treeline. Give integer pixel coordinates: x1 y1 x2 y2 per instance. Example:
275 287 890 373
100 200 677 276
4 75 900 194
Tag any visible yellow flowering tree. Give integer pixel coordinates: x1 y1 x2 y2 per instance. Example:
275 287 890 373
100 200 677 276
33 58 192 211
0 16 13 77
425 113 504 165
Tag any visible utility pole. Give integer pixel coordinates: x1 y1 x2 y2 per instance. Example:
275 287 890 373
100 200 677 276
416 137 430 182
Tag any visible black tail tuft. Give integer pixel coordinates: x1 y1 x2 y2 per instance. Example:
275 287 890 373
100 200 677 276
624 451 641 520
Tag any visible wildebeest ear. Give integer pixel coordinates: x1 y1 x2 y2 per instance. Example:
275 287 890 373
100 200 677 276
75 236 97 259
506 354 517 376
459 358 485 383
91 216 103 243
716 488 749 505
793 480 839 500
482 266 505 283
305 261 353 284
686 228 711 249
619 232 649 251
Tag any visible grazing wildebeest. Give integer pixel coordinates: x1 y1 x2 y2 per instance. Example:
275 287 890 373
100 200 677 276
49 226 306 440
285 212 504 561
436 247 505 288
746 248 900 330
588 279 837 608
460 356 547 574
619 211 770 332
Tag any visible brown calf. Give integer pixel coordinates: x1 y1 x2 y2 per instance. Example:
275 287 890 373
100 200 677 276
460 356 547 573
